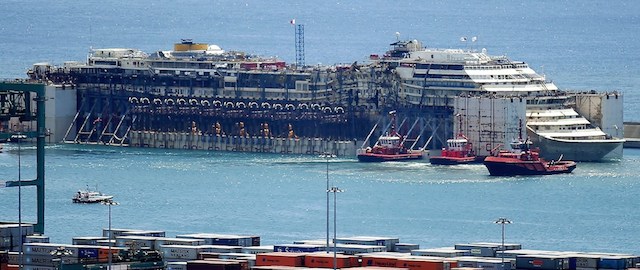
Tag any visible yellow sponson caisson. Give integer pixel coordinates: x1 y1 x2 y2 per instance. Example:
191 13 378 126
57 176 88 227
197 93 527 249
174 39 208 51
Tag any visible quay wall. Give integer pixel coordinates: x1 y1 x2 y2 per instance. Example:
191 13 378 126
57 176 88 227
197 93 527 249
129 131 359 157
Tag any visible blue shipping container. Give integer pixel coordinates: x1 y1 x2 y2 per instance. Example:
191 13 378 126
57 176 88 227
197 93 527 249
211 238 239 246
78 248 99 258
598 257 628 269
515 255 569 270
273 244 323 253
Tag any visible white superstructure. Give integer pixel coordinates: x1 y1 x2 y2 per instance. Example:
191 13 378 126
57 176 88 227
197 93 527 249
377 40 624 160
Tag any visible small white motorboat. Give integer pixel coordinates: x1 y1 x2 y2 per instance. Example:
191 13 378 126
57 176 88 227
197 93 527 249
72 187 113 203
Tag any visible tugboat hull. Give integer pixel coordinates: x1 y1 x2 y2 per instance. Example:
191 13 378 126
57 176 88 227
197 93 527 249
484 157 576 176
429 156 479 165
357 153 424 162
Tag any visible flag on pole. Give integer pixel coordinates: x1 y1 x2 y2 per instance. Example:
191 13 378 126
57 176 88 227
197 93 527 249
290 19 296 25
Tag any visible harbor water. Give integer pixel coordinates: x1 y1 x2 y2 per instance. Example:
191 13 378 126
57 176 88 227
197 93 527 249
1 144 639 254
1 0 640 255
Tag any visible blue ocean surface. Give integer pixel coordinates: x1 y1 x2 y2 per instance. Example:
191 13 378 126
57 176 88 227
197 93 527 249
0 144 639 254
1 0 640 254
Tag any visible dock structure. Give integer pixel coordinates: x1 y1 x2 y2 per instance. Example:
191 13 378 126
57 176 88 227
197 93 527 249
1 225 639 270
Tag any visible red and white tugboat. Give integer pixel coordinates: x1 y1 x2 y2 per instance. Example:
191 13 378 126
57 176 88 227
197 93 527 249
483 139 577 176
357 111 425 162
430 114 479 165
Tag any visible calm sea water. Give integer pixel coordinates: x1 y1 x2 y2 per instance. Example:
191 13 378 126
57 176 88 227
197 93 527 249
1 0 640 254
0 144 639 254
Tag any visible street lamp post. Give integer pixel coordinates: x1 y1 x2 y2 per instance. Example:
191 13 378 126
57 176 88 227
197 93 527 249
12 133 27 270
102 199 119 270
49 246 72 270
494 217 512 266
327 186 343 270
324 152 330 254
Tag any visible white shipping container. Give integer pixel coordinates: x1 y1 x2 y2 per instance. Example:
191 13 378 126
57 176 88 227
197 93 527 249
176 233 256 246
160 245 199 260
335 244 386 255
24 254 79 266
242 246 274 254
119 230 166 237
499 249 557 259
23 265 57 270
199 245 243 253
153 237 206 250
160 244 243 260
72 236 107 245
335 236 399 251
292 239 326 245
114 236 158 248
7 251 19 265
470 242 522 251
25 235 50 244
102 228 143 238
107 264 129 270
360 252 412 258
412 248 467 258
23 243 79 258
560 252 600 269
218 253 256 260
395 243 420 253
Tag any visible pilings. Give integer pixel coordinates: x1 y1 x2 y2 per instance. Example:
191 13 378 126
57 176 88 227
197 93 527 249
129 131 357 157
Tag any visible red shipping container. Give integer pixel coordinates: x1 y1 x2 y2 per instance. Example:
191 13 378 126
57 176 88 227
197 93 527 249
397 258 441 270
361 256 399 268
188 260 241 270
203 258 250 270
305 253 356 268
349 267 410 270
199 252 222 260
0 263 6 270
4 265 18 270
397 258 458 270
256 252 307 267
98 247 122 262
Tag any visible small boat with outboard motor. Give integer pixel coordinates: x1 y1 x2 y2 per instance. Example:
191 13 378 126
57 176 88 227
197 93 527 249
483 139 576 176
